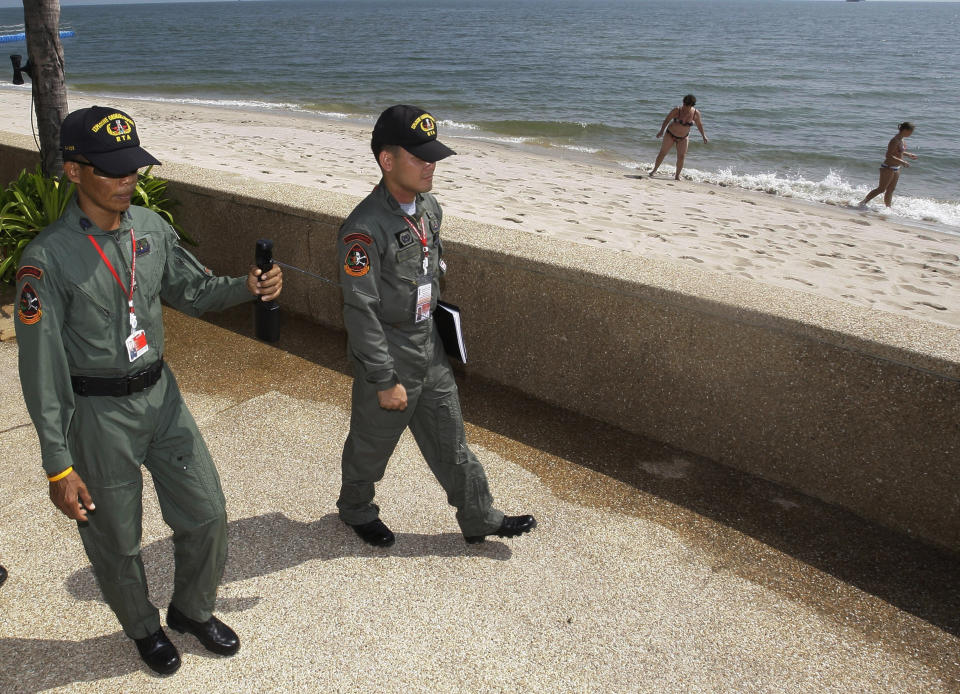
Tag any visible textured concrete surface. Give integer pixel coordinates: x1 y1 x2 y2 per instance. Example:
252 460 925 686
1 304 958 693
2 139 959 552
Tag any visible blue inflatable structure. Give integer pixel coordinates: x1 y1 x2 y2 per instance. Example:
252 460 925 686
0 30 75 44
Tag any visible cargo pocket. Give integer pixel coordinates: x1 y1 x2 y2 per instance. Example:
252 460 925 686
158 447 226 528
437 395 466 467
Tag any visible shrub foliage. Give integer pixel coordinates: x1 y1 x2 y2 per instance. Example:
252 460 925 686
0 165 193 284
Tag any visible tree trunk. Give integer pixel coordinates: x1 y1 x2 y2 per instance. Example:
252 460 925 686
22 0 68 177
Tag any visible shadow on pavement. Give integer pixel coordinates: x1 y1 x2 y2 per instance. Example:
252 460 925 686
65 512 511 603
192 305 960 647
0 624 251 692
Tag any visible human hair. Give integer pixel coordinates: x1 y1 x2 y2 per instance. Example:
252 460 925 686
682 94 696 107
898 121 914 133
371 141 401 166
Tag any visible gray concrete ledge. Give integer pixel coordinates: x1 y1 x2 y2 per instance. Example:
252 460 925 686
2 139 958 553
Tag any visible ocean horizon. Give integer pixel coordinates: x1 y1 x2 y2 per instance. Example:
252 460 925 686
1 0 957 231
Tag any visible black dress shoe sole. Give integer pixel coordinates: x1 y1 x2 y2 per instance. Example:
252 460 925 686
465 517 537 544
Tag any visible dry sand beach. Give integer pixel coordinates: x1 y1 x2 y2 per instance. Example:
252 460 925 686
1 88 957 329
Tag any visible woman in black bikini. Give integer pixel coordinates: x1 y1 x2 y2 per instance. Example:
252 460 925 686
859 122 917 208
650 94 708 179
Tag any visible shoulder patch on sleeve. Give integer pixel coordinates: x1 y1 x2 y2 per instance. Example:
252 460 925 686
344 244 370 277
17 282 42 324
16 265 43 281
343 232 373 246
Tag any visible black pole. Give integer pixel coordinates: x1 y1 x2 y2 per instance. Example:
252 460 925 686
254 239 280 342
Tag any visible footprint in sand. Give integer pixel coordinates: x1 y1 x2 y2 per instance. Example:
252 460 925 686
900 285 935 296
915 301 947 311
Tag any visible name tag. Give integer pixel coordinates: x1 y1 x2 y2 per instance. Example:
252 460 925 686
126 330 149 362
415 277 432 323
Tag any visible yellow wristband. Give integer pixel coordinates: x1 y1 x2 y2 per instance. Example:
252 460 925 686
47 466 73 483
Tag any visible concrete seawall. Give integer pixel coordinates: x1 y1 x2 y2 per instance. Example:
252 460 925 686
3 137 958 553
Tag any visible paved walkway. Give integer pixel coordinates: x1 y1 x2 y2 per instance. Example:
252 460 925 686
0 302 957 693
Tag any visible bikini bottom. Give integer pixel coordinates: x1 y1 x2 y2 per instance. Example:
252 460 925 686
880 164 901 171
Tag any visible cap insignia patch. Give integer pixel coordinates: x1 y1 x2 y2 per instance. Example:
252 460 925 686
410 113 437 137
344 244 370 277
93 113 135 143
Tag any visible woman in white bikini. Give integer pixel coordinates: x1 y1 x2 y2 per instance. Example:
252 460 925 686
650 94 709 180
859 122 917 208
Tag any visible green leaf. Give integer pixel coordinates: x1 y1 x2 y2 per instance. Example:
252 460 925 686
1 165 191 284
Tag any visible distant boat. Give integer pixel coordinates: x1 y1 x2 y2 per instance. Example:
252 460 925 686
846 0 865 3
0 30 75 44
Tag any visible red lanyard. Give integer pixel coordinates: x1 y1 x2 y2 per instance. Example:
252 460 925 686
403 216 430 273
87 229 137 323
403 216 428 249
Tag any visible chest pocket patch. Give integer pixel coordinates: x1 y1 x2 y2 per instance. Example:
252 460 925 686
395 243 421 264
395 229 416 248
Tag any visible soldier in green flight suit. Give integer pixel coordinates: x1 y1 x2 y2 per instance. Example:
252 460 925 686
14 106 283 676
336 104 536 548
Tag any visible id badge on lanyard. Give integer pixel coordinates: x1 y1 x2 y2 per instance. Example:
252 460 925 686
404 216 432 323
88 229 150 362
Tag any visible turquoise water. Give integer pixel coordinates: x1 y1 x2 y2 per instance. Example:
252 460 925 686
1 0 958 228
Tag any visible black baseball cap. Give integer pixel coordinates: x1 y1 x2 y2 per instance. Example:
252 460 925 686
371 105 456 163
61 106 161 175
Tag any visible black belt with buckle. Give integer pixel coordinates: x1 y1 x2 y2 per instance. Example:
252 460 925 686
71 357 164 397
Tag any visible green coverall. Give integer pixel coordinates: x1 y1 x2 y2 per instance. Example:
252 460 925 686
336 182 504 536
15 198 251 640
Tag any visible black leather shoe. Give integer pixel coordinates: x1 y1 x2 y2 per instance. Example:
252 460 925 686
134 628 181 675
347 518 395 547
167 603 240 656
0 565 7 588
465 515 537 544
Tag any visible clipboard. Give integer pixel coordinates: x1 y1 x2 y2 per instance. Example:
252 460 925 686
434 300 467 364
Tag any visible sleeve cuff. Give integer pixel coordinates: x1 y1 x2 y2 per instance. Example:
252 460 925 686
367 370 399 389
42 454 75 479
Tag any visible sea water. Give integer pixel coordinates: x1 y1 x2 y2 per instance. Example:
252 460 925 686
1 0 957 231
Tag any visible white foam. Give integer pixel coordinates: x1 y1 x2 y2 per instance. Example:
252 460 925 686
438 119 478 131
556 144 600 154
619 161 960 232
124 94 309 113
457 134 530 145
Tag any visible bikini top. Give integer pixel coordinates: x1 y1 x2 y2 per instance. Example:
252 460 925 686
673 108 696 127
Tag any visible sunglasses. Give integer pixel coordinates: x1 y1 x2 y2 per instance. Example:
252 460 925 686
72 161 139 179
